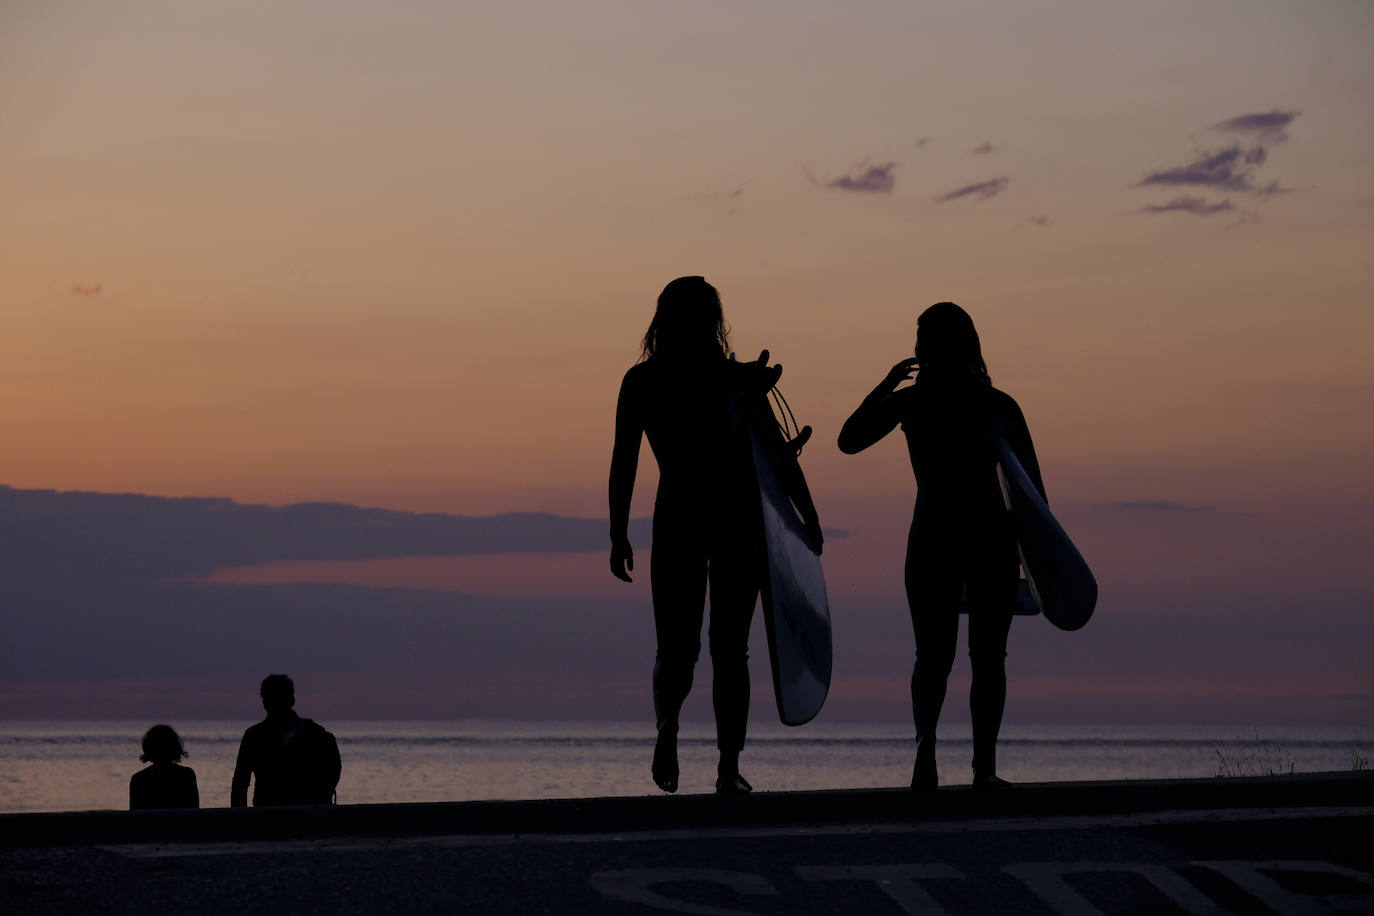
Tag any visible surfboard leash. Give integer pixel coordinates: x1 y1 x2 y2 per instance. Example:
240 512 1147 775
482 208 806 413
730 350 807 455
769 385 807 454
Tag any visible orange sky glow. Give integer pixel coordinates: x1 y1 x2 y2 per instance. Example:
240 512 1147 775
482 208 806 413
2 0 1372 724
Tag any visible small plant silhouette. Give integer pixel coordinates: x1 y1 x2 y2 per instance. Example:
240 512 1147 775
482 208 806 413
1213 733 1295 778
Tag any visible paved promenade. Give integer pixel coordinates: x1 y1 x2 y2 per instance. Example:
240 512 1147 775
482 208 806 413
4 772 1372 915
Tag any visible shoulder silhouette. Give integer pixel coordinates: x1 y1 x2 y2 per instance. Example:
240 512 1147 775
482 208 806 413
129 724 199 810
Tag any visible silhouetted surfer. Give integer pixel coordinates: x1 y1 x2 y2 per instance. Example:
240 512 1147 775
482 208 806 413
839 302 1044 789
609 276 819 795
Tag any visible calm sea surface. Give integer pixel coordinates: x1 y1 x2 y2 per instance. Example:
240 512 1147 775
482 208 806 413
1 720 1369 814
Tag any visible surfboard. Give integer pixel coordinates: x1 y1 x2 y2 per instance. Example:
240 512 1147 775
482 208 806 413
994 437 1097 631
748 422 833 727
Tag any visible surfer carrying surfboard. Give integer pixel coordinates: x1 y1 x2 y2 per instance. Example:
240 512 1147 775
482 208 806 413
838 302 1045 790
609 276 821 795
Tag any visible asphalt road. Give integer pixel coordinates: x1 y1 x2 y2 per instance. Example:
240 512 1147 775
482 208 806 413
4 773 1372 915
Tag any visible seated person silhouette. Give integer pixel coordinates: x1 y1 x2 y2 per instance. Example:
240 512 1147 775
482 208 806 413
129 724 199 809
230 674 341 807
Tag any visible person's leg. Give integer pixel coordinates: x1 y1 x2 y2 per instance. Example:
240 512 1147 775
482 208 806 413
967 609 1013 784
966 537 1019 786
649 517 709 793
906 536 960 789
706 525 760 793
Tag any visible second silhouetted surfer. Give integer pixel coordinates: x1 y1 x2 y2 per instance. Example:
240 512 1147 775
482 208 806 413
839 302 1044 789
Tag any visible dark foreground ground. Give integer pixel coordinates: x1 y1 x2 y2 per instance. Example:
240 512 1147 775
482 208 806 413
3 773 1372 915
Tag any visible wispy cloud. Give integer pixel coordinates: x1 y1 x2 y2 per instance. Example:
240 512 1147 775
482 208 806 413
1254 180 1292 196
1139 110 1301 204
1139 145 1266 192
813 161 900 193
971 142 998 156
1110 500 1216 512
1028 214 1051 227
934 176 1010 203
1139 196 1236 216
915 137 932 150
685 185 746 216
1212 109 1301 143
70 282 102 296
687 186 745 202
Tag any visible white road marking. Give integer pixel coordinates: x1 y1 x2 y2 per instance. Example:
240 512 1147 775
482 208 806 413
797 865 964 916
1192 861 1374 916
1003 862 1230 916
98 806 1374 859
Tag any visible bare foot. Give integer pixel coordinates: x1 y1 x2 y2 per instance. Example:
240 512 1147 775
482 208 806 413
652 727 678 793
715 773 753 795
972 774 1011 789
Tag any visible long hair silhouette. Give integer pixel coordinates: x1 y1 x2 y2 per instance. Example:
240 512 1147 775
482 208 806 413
640 276 732 361
915 301 991 385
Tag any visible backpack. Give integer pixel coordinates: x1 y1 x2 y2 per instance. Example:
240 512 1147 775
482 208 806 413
296 718 342 804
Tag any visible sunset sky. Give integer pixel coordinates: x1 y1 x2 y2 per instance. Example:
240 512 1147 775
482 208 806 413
3 0 1372 726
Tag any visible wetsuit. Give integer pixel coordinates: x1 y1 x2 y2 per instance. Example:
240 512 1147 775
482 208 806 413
611 355 763 753
842 376 1044 778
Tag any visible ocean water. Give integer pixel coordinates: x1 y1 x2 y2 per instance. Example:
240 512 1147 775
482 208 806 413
1 720 1369 814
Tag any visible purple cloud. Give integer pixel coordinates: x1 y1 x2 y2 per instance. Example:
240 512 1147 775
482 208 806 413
934 176 1010 202
1028 214 1050 227
1212 109 1301 143
817 162 899 193
915 137 932 150
1139 145 1267 192
70 282 102 296
1140 111 1300 199
971 142 998 156
1140 196 1236 216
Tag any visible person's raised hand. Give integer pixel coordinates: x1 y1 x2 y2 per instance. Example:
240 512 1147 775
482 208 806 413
749 349 783 390
884 357 919 389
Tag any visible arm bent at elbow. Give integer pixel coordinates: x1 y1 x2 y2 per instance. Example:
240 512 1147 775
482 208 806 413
838 360 915 454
